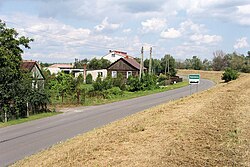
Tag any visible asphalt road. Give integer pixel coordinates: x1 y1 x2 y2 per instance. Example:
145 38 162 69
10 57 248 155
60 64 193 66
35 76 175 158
0 79 214 166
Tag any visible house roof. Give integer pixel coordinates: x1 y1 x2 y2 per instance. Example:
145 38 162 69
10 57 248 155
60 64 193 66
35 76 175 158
21 60 37 71
107 57 146 70
48 64 73 69
21 60 45 79
113 50 134 59
103 50 134 59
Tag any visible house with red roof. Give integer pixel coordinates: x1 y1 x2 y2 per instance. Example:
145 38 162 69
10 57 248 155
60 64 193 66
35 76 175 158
102 50 134 63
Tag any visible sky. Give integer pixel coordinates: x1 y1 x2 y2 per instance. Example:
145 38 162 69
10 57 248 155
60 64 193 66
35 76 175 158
0 0 250 63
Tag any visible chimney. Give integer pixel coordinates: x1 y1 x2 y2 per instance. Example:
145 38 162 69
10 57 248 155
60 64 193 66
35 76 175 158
83 64 87 83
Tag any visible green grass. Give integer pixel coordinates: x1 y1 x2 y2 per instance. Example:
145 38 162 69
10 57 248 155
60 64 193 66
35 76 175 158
0 112 61 128
83 81 189 106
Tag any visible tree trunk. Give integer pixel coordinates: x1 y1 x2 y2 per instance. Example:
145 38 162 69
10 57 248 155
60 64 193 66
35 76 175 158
77 90 80 105
61 93 64 103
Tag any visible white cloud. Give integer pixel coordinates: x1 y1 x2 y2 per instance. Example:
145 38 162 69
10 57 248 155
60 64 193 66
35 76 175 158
94 17 120 32
234 37 249 49
141 18 167 33
123 28 131 33
1 13 130 62
160 28 181 39
190 34 222 44
179 20 206 34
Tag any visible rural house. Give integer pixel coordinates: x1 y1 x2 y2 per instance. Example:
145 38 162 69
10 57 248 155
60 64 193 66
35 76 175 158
107 57 147 80
21 60 45 89
102 50 134 63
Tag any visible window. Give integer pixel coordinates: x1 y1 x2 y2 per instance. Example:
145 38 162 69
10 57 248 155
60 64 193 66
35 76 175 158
97 72 103 77
111 53 115 57
112 71 117 78
127 71 132 78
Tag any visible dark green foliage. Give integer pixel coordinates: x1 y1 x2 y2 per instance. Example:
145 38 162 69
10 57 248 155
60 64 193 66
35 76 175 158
0 20 41 121
157 74 168 86
160 55 177 76
88 58 111 70
126 76 143 92
93 76 113 91
76 74 84 85
141 73 158 90
92 77 103 91
222 68 239 82
29 89 50 113
113 73 126 90
103 87 123 99
126 74 158 92
86 73 93 84
191 56 202 70
241 65 250 73
50 72 75 102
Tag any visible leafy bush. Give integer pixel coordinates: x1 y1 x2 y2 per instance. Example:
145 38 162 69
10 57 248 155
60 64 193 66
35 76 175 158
86 73 93 84
126 76 143 92
92 77 103 91
92 76 113 91
241 65 250 73
113 73 126 90
141 73 158 90
222 68 239 82
103 87 123 99
157 73 168 86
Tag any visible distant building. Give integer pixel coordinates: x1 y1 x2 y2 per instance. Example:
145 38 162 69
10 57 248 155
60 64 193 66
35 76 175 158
21 60 45 89
107 57 146 80
46 64 84 77
102 50 134 63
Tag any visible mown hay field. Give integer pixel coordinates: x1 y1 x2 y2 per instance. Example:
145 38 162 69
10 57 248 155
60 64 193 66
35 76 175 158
13 71 250 167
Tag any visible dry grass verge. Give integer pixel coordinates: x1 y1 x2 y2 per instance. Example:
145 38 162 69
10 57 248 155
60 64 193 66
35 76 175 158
13 72 250 167
177 69 223 83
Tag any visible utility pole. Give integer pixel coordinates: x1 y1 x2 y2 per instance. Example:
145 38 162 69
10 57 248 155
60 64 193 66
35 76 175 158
168 55 170 74
149 47 152 75
164 54 170 75
139 46 144 80
165 54 167 75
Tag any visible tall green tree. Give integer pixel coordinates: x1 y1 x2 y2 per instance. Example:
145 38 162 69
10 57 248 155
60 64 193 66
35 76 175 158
0 20 33 121
88 58 111 70
191 56 202 70
160 55 177 76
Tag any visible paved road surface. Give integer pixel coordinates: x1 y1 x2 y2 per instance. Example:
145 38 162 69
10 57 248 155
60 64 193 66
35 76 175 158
0 79 214 166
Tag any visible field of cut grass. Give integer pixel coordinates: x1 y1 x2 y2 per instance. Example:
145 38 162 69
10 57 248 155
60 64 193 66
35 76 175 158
13 72 250 166
177 69 223 83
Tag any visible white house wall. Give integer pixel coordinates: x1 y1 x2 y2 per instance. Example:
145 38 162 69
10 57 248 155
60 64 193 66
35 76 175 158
87 69 107 81
102 52 123 63
47 67 61 74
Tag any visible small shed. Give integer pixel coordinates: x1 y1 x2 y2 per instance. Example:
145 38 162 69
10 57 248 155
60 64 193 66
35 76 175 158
107 57 146 79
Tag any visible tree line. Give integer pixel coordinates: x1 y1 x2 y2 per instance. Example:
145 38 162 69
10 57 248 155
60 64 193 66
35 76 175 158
176 51 250 73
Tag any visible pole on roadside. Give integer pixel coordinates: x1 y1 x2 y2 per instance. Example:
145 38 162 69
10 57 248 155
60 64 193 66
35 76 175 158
139 46 144 81
149 47 152 75
168 55 170 74
190 84 192 95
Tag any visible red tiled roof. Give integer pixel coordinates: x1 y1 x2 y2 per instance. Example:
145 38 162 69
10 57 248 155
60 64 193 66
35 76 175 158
110 50 134 59
21 60 36 71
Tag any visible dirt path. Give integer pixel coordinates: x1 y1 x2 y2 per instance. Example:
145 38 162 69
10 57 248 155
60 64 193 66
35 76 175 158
13 74 250 167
